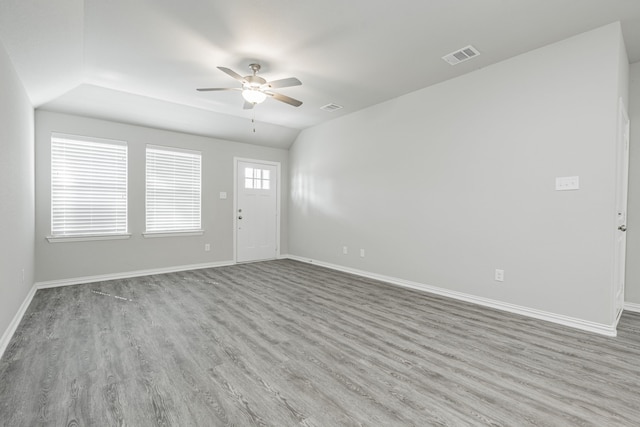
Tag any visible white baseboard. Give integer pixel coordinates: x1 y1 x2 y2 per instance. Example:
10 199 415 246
285 255 617 337
625 302 640 313
35 260 235 289
0 284 37 360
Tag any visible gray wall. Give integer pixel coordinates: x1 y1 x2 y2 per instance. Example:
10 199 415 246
288 23 627 326
626 62 640 305
0 41 35 340
35 111 289 282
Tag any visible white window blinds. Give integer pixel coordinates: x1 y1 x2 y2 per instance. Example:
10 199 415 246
51 133 128 237
146 145 202 233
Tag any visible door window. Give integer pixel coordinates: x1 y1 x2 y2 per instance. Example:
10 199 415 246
244 167 271 190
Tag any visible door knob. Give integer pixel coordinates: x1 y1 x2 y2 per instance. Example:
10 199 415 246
618 225 627 232
238 216 243 220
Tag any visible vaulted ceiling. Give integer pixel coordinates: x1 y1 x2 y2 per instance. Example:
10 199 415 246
1 0 639 148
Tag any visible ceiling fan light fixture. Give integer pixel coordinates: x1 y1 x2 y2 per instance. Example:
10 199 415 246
242 88 267 104
198 64 301 107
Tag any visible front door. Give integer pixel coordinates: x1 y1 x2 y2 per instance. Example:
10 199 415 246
235 159 279 263
613 98 630 323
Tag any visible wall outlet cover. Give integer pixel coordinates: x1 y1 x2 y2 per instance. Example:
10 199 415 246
555 176 579 191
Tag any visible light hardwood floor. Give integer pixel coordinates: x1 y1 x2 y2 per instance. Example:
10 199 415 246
1 259 639 426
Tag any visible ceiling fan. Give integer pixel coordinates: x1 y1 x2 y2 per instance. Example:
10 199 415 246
197 63 303 109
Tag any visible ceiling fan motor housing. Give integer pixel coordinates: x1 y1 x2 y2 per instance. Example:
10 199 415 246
244 75 266 89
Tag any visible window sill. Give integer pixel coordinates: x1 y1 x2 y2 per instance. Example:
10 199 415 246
47 234 132 243
142 230 204 238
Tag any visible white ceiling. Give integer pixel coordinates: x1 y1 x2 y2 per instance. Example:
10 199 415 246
1 0 640 149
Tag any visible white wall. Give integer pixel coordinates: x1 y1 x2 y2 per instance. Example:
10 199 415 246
0 41 35 342
35 111 289 282
289 23 627 327
626 62 640 305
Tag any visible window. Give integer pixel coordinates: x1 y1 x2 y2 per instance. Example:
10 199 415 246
244 167 270 190
145 145 202 235
50 133 128 239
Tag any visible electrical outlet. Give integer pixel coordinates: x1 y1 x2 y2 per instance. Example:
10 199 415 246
205 243 211 252
343 246 348 255
360 249 365 258
495 269 504 282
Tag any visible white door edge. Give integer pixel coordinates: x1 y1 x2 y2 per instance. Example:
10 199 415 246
613 97 630 324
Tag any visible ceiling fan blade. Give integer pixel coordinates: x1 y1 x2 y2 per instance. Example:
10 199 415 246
243 101 255 110
196 87 241 92
267 92 303 107
263 77 302 89
217 66 246 83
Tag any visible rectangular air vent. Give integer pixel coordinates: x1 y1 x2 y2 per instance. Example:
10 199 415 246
442 45 480 65
320 103 343 112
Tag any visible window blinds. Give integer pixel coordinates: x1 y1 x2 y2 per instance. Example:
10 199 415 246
51 133 128 237
146 145 202 233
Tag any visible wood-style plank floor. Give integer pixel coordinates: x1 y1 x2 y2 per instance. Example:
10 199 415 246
1 259 640 426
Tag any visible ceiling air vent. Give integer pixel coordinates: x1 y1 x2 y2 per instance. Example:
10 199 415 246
320 103 343 112
442 45 480 65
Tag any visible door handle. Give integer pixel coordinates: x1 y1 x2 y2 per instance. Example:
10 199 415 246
618 225 627 232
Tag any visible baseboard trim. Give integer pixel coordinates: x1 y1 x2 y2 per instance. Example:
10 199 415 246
625 302 640 313
35 260 235 289
285 255 617 337
0 284 37 360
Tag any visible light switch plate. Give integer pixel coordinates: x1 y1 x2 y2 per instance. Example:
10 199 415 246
555 176 579 191
219 191 227 199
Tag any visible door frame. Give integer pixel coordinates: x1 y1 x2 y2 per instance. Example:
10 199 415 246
233 157 281 264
